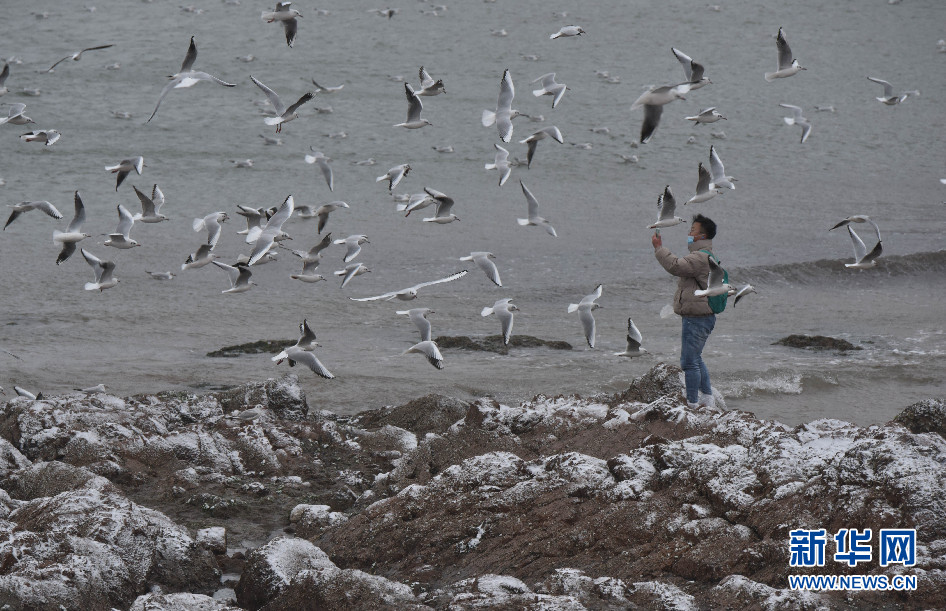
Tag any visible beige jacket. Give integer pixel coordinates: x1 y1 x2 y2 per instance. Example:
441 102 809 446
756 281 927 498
655 239 714 317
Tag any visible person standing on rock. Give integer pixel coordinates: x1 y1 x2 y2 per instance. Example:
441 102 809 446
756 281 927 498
652 214 719 408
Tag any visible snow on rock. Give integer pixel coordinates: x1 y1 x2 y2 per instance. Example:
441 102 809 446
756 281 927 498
288 504 348 540
197 526 227 555
235 537 334 609
261 567 429 610
129 592 243 611
0 462 216 610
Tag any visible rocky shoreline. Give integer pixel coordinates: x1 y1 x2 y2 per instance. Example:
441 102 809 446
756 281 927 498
0 364 943 610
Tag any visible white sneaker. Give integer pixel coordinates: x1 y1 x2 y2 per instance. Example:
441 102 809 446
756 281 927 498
698 393 715 408
687 401 700 409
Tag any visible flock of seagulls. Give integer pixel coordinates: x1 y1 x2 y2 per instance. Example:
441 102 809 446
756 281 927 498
0 6 915 394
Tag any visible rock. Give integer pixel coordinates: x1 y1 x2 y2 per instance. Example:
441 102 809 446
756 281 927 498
235 537 334 610
434 334 572 355
610 361 684 405
772 334 861 351
206 339 294 358
0 463 217 610
129 592 243 611
892 398 946 439
197 526 227 554
261 567 431 610
0 438 30 478
289 504 348 540
215 374 309 422
351 394 470 437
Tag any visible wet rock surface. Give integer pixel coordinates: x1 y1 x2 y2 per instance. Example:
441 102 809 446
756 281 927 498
0 368 942 610
773 334 863 351
435 334 573 354
206 340 293 358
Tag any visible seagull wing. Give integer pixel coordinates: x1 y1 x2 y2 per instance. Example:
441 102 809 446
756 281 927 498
410 270 468 292
250 75 286 114
408 310 433 342
671 47 695 82
286 347 335 379
473 253 502 286
626 318 643 350
68 191 87 232
115 204 135 237
497 68 514 111
404 82 422 122
640 103 663 143
775 27 794 70
520 181 540 219
134 186 156 216
181 36 198 72
284 92 315 117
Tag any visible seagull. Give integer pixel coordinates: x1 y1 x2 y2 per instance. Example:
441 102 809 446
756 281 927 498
105 156 144 191
648 185 685 228
19 129 60 146
132 184 168 222
417 66 445 96
867 76 912 105
614 318 647 357
250 75 315 133
4 200 62 230
349 270 467 302
765 27 805 81
236 205 272 239
843 226 883 269
0 103 34 126
520 126 564 169
531 73 567 108
829 215 882 242
0 62 8 96
482 69 526 143
335 262 370 287
13 386 44 401
401 192 435 215
212 261 255 293
304 149 334 191
248 194 294 265
518 181 557 237
568 284 603 348
550 25 584 39
631 83 689 143
148 37 236 122
694 256 732 297
259 134 283 145
420 187 459 223
46 44 114 72
289 259 325 283
397 308 435 342
394 82 431 129
731 284 757 306
708 145 736 189
685 107 726 125
312 201 348 233
74 384 107 394
779 104 811 143
685 163 721 205
181 243 217 270
193 211 229 247
261 2 302 48
376 163 411 191
54 191 91 265
283 346 335 378
81 248 119 291
432 145 454 153
311 79 344 93
481 298 518 346
334 234 369 262
103 204 139 249
272 319 320 362
671 47 711 90
459 251 502 287
145 271 176 280
484 143 513 186
403 340 444 370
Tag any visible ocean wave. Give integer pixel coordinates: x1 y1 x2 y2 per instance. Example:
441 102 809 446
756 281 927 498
722 370 840 399
729 250 946 286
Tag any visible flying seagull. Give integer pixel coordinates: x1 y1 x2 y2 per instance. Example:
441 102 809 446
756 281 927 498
647 185 685 229
46 44 114 72
671 47 711 90
765 27 805 81
779 103 811 143
304 149 334 191
631 83 689 143
250 75 315 132
520 126 564 169
349 270 467 302
481 298 519 346
105 156 144 191
81 248 119 291
417 66 445 96
614 318 647 357
402 340 444 370
261 2 302 48
4 200 62 230
484 143 513 186
148 37 236 122
567 284 603 348
394 82 431 129
518 180 557 236
54 191 91 265
482 69 526 143
459 251 502 287
397 308 436 342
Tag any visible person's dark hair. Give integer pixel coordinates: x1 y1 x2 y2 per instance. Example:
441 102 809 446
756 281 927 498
692 214 717 239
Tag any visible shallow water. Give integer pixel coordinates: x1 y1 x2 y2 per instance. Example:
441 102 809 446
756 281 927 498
1 0 945 427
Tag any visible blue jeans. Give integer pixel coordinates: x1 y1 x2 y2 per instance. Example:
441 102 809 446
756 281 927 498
681 315 716 404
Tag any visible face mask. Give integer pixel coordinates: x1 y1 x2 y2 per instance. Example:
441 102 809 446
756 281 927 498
687 236 695 244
